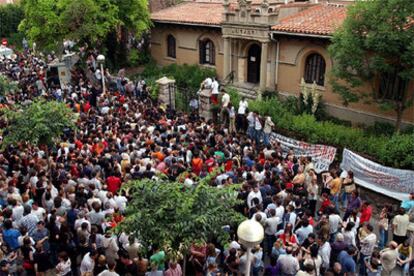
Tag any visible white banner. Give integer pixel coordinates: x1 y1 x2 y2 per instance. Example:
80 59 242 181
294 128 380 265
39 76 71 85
270 132 336 173
340 148 414 200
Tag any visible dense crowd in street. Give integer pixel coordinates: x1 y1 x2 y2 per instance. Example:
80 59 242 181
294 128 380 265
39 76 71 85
0 50 413 276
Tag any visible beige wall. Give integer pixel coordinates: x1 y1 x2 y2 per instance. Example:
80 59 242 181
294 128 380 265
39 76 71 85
150 24 414 124
276 37 414 124
150 24 224 78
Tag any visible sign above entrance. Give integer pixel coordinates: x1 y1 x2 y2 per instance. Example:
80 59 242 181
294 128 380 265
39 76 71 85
222 25 269 41
230 28 258 35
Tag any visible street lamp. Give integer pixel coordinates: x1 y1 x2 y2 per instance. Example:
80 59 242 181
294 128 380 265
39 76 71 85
96 54 106 94
237 219 264 276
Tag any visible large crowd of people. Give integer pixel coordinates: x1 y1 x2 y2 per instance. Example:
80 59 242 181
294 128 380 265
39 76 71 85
0 49 413 276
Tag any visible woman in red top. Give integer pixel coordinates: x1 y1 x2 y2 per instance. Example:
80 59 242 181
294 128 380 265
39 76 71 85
360 202 372 224
278 223 298 248
319 193 332 215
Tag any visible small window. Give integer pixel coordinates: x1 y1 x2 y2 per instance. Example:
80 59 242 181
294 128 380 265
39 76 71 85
304 53 326 86
167 34 176 58
199 39 215 65
379 69 407 101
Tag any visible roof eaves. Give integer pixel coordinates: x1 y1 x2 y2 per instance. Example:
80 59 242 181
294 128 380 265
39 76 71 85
271 30 332 39
152 19 222 28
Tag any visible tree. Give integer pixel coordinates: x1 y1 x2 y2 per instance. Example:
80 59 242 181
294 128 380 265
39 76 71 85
3 100 76 147
18 0 150 52
329 0 414 132
117 175 245 264
0 4 24 38
0 76 18 98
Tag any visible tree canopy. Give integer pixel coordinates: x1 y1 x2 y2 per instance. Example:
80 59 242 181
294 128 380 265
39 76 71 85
329 0 414 131
0 3 24 38
118 175 245 260
18 0 150 51
3 100 76 147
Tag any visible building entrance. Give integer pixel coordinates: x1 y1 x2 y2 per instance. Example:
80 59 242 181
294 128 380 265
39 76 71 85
247 44 261 83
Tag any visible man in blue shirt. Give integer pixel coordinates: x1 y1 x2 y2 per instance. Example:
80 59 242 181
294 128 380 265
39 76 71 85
338 246 357 275
2 219 20 251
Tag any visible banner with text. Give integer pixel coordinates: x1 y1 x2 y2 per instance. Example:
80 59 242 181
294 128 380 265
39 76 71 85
270 133 336 173
340 148 414 200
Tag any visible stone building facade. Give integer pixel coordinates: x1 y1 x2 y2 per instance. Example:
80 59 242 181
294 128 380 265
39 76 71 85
150 0 414 126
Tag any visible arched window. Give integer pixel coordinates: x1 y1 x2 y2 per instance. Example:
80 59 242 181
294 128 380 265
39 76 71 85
167 35 176 58
304 53 326 86
199 39 215 65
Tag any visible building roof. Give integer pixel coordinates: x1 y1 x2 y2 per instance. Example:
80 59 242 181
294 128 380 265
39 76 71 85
271 4 347 36
151 1 224 26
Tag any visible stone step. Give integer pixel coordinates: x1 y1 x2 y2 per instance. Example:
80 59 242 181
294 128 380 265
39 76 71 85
225 84 258 99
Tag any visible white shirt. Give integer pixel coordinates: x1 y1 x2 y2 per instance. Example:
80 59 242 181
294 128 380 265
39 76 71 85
319 242 331 269
211 80 219 94
80 253 95 274
56 259 72 276
31 207 46 220
265 216 280 235
247 190 263 209
328 214 342 234
393 214 410 236
360 233 377 256
221 93 230 108
98 270 120 276
238 100 248 115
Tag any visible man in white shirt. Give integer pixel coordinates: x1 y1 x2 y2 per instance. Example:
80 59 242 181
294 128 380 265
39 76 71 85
328 209 343 242
221 90 230 127
318 237 331 272
247 185 263 210
359 224 377 275
393 207 410 244
264 209 280 255
210 77 219 104
202 77 212 89
80 250 99 276
237 97 249 133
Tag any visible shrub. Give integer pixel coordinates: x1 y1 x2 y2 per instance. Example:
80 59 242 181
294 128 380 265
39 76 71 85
228 89 414 170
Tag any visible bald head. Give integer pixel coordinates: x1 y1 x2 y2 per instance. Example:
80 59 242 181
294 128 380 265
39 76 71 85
389 241 398 249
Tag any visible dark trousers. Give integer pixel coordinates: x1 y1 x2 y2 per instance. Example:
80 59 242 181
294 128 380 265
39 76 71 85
393 234 407 245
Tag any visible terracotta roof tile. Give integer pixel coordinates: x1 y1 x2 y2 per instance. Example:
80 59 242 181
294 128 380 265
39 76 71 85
271 4 347 36
151 1 224 26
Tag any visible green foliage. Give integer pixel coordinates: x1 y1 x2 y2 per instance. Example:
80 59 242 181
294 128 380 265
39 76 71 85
142 63 216 92
228 90 414 169
127 48 151 67
118 178 245 258
0 75 18 97
365 121 395 137
3 100 76 147
19 0 150 51
329 0 414 130
0 4 24 38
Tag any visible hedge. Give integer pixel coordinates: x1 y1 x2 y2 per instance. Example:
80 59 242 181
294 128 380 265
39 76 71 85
228 88 414 170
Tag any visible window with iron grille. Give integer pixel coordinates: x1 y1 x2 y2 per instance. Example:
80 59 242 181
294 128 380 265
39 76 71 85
379 70 407 101
304 53 326 86
167 35 176 58
199 39 215 65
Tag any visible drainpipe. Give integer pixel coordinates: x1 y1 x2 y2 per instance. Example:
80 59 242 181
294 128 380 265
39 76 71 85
270 33 280 88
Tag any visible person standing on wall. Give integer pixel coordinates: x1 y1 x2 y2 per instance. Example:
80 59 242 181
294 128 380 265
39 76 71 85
237 97 249 133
